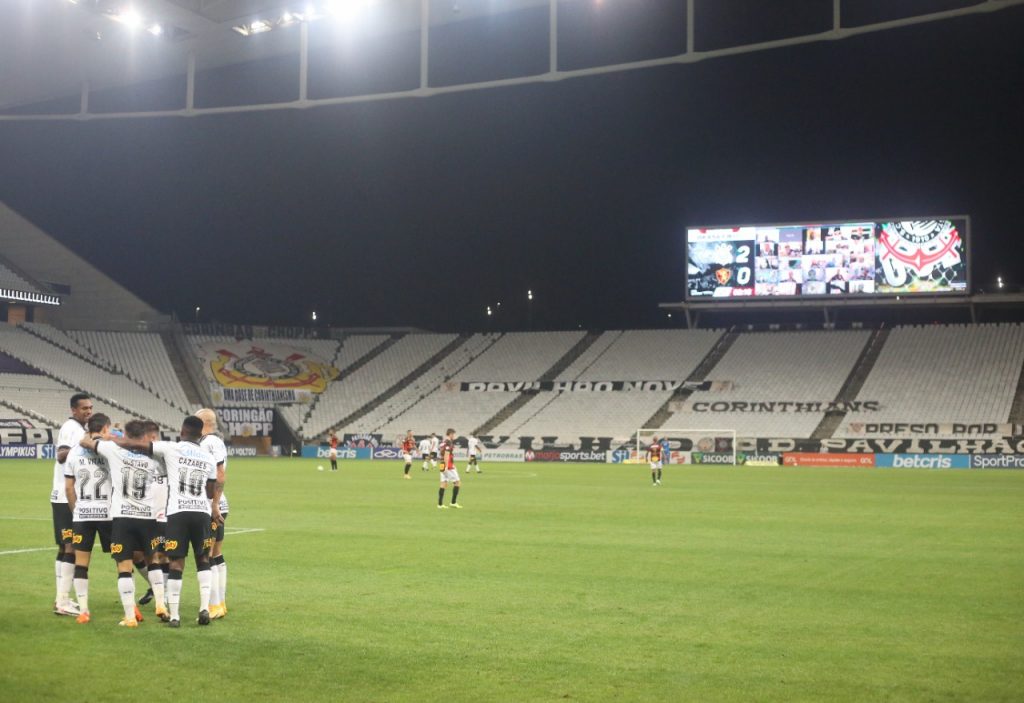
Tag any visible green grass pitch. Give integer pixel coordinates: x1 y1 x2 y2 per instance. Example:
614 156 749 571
1 458 1022 702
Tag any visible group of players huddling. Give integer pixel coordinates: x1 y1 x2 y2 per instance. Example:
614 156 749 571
326 428 484 508
50 393 231 628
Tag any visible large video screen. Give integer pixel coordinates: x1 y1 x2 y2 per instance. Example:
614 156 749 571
686 218 968 300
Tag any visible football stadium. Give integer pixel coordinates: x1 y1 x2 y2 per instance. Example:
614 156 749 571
1 2 1023 701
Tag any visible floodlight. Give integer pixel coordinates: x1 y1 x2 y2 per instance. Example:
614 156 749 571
117 9 144 30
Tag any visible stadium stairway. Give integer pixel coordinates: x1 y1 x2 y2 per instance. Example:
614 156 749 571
291 334 398 433
473 331 603 435
0 397 52 426
811 327 890 439
1009 353 1024 425
161 330 208 408
329 333 474 434
641 329 736 430
13 323 186 422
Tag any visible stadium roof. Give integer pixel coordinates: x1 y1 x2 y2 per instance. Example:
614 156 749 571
0 0 546 113
3 0 1022 119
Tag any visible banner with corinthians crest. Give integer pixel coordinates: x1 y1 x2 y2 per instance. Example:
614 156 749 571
199 341 340 405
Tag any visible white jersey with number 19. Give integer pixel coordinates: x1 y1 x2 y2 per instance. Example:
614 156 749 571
95 441 164 520
151 440 217 517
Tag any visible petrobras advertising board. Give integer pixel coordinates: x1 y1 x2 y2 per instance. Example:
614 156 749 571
467 448 525 463
875 454 970 469
301 445 372 460
970 454 1024 469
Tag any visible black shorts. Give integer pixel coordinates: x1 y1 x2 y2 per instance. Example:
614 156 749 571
52 502 74 547
165 512 213 559
150 522 167 554
429 452 438 459
212 512 228 542
469 455 478 464
110 518 156 561
73 521 112 553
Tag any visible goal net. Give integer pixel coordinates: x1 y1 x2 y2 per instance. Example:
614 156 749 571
634 428 737 466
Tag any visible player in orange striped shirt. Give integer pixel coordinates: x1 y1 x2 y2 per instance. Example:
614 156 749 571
401 431 416 479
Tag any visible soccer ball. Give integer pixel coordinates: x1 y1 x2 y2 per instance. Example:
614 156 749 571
317 465 324 471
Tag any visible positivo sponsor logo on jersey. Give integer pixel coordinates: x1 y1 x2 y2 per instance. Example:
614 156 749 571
970 454 1024 469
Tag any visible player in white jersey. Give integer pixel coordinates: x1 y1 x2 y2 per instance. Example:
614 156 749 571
196 409 229 619
418 436 432 471
93 419 168 626
51 393 92 616
466 435 484 474
428 433 440 470
64 413 114 625
142 420 171 610
103 415 218 628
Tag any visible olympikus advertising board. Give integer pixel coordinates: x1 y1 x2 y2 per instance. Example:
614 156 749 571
686 217 968 300
200 341 339 405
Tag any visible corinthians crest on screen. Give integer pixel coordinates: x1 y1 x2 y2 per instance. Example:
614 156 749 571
877 220 964 291
201 341 340 393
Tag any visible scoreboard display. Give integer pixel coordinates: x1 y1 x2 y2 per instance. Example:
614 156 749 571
686 218 968 300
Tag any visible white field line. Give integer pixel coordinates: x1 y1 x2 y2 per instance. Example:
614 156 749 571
0 547 53 555
0 527 266 556
0 516 50 521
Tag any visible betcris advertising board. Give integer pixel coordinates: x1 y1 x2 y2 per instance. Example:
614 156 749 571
875 454 970 469
300 445 372 460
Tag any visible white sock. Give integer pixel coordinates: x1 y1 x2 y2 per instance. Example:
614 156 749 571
209 563 221 606
167 576 182 621
219 561 228 605
430 460 437 468
148 569 165 609
59 560 74 605
135 562 149 583
54 559 61 602
118 574 136 620
197 569 212 612
74 577 89 614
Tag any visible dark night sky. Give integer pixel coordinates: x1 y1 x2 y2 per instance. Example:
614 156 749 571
0 2 1022 330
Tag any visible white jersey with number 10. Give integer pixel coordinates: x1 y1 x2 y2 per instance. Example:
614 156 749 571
152 440 217 517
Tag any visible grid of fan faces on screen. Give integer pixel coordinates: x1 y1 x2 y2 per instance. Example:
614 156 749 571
686 219 967 299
